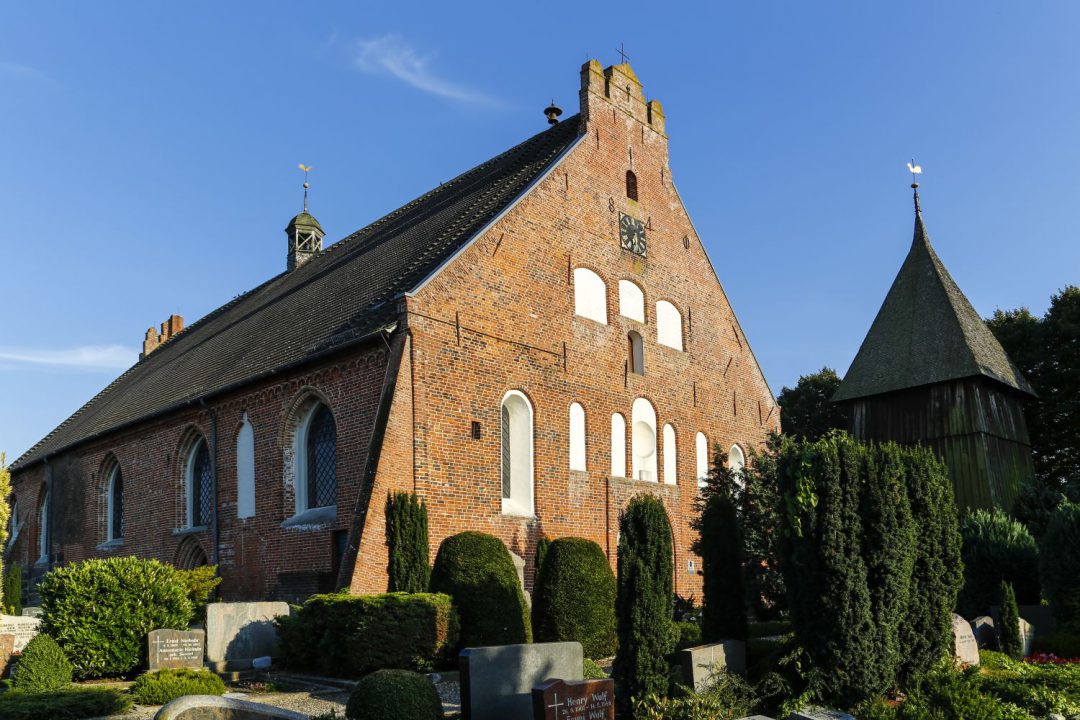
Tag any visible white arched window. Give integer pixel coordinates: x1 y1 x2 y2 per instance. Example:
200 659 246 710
295 403 337 513
696 432 709 489
501 391 535 516
38 489 50 562
185 437 214 528
106 463 123 541
663 424 677 485
611 413 626 478
619 280 645 322
656 300 684 350
569 403 586 471
631 398 658 482
573 268 607 324
728 444 746 488
236 414 256 519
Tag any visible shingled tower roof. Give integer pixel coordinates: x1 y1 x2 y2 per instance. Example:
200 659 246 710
833 188 1036 403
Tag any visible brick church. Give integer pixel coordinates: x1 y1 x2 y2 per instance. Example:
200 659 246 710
6 61 778 602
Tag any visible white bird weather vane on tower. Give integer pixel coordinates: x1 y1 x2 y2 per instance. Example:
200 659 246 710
907 159 923 180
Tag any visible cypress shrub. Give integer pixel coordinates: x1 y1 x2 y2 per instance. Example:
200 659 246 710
613 494 675 716
534 536 552 578
531 537 616 658
998 581 1022 660
957 509 1040 618
38 556 193 679
131 668 226 705
691 451 747 642
345 669 444 720
429 531 531 647
3 562 21 616
1039 501 1080 631
11 634 72 693
386 491 431 594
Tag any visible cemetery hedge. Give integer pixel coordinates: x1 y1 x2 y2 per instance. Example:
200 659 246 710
692 451 748 642
130 667 226 705
957 508 1040 618
11 633 72 693
531 537 617 659
0 687 133 720
613 494 675 717
429 531 531 647
277 591 458 676
386 491 431 594
1039 501 1080 631
38 556 194 679
345 668 444 720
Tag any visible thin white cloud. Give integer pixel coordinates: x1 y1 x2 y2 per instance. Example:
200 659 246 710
0 61 55 84
0 345 137 370
353 34 500 106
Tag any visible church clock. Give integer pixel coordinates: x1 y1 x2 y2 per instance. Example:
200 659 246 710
619 212 647 256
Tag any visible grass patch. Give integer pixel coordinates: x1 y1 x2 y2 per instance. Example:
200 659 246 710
0 686 133 720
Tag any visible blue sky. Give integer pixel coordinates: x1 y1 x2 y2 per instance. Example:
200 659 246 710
2 2 1078 460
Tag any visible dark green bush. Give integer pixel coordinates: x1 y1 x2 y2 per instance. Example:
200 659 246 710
692 452 748 643
3 562 22 615
175 565 221 623
534 536 552 579
0 687 133 720
130 667 226 705
345 669 443 720
277 592 458 677
429 531 530 647
1033 630 1080 658
38 556 193 679
999 582 1022 660
531 537 616 659
386 492 431 593
675 620 703 650
957 509 1040 618
613 494 675 717
11 633 72 693
1040 501 1080 631
583 657 608 679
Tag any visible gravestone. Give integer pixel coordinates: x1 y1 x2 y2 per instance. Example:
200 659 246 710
678 640 746 691
951 613 980 666
790 708 856 720
20 607 43 618
992 604 1058 636
1018 617 1035 657
206 602 289 672
148 629 205 671
532 678 613 720
0 614 40 652
461 641 583 720
971 616 996 647
0 634 14 677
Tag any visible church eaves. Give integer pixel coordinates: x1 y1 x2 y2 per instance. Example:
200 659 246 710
833 194 1036 403
12 115 583 471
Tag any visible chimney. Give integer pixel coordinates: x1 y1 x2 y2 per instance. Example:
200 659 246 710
140 314 184 359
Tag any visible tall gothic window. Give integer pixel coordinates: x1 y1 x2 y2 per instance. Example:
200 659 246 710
728 444 746 489
236 414 256 519
303 405 337 510
38 489 50 562
500 391 534 516
107 464 124 541
628 331 645 375
663 424 677 485
610 413 626 478
631 398 658 483
569 402 586 471
696 432 709 489
187 439 213 527
626 170 638 201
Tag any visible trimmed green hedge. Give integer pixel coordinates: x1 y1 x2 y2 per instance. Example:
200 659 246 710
131 667 226 705
958 508 1040 618
277 592 458 677
345 669 444 720
0 687 133 720
38 556 193 679
531 537 616 659
1040 501 1080 631
11 634 72 693
429 531 531 647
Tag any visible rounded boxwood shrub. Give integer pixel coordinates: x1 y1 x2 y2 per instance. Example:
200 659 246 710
11 633 72 693
38 556 194 679
345 669 443 720
131 667 226 705
1039 501 1080 631
429 532 530 647
957 508 1040 618
531 537 616 659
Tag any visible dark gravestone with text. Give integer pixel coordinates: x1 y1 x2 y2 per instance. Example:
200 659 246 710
148 628 205 671
532 678 615 720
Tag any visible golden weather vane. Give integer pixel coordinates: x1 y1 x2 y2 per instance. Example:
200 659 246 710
298 163 313 212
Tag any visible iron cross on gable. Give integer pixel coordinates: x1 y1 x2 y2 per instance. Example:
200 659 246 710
616 43 630 64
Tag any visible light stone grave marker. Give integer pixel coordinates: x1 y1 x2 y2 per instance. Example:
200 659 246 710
460 641 583 720
0 614 40 652
790 708 856 720
678 640 746 691
1018 617 1035 657
206 601 288 672
148 629 205 670
952 613 980 666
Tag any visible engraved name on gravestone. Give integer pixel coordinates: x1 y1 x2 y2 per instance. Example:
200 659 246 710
951 613 980 666
148 629 205 671
532 678 615 720
0 614 41 652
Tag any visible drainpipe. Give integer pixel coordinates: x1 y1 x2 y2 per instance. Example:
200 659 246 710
200 399 220 568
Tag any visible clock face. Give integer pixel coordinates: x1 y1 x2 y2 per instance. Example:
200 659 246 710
619 212 647 256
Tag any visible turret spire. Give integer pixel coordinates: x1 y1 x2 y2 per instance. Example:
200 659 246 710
299 163 312 212
286 164 324 271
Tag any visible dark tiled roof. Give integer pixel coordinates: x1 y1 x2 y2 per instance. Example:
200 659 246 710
13 116 582 470
833 206 1035 403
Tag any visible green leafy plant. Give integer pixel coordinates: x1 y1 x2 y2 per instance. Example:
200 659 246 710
1040 501 1080 631
276 591 458 677
613 494 675 716
531 537 616 659
175 565 221 622
429 531 530 647
0 687 133 720
386 491 431 593
957 509 1040 618
38 556 193 679
130 667 226 705
675 620 703 650
583 657 607 679
999 582 1023 660
345 669 444 720
11 634 72 694
632 671 758 720
3 562 22 616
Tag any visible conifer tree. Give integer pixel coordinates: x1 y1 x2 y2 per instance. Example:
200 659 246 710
0 453 10 612
613 494 675 716
385 491 430 593
999 581 1023 660
534 536 552 580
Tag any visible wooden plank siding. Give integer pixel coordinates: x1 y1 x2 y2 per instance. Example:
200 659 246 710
845 378 1035 511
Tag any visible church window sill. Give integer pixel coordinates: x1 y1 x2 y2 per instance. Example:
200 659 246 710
282 505 336 530
173 525 208 536
96 538 125 552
